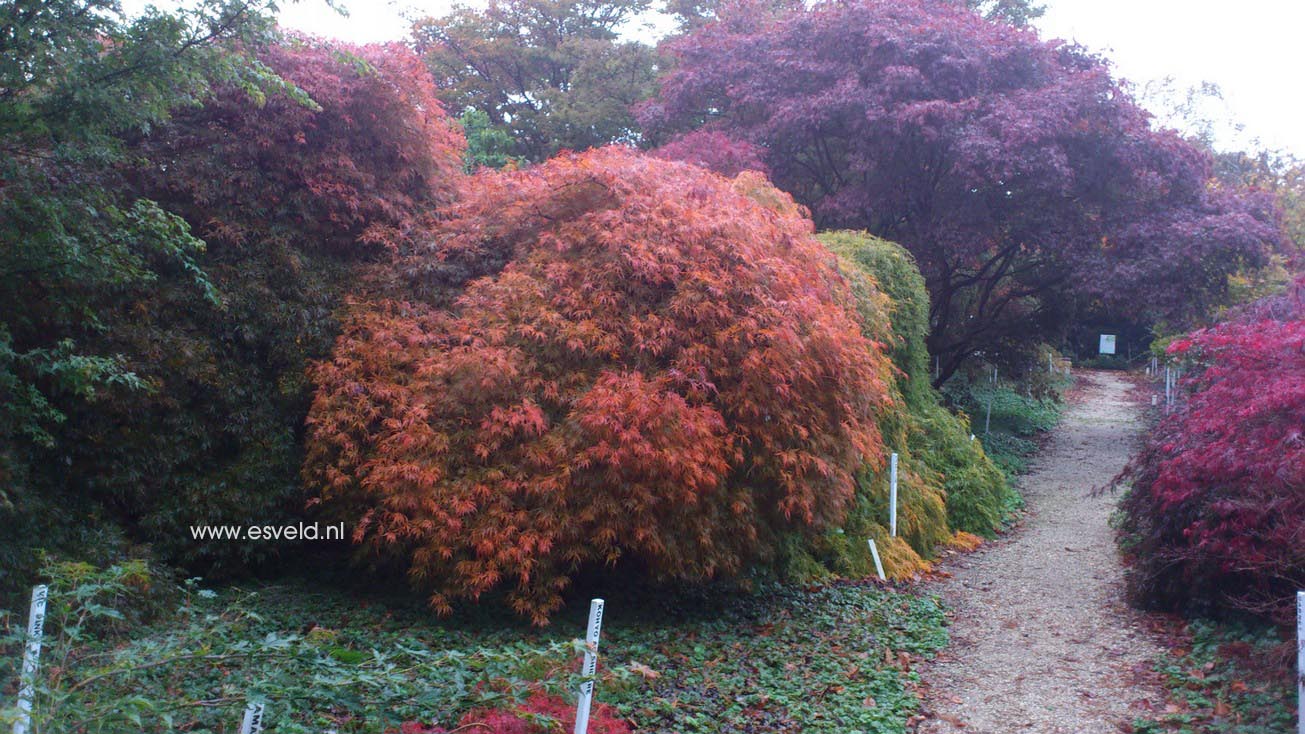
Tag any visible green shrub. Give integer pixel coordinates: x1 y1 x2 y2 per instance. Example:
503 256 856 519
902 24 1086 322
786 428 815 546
1 40 468 582
817 231 1015 555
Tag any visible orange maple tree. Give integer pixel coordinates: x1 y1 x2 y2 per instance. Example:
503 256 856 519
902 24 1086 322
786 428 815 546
304 147 893 622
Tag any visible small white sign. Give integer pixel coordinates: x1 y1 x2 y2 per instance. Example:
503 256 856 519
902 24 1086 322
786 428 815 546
240 701 265 734
1099 334 1117 355
574 599 605 734
867 539 886 581
14 585 48 734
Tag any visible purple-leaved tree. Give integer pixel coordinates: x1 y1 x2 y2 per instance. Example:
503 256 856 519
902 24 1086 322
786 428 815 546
641 0 1284 382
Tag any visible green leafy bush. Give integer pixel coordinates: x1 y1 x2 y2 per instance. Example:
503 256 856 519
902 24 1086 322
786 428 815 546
0 0 281 590
1 36 468 581
815 231 1014 566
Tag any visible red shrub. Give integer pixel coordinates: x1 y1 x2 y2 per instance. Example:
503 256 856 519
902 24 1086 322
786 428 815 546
303 147 893 623
1119 277 1305 624
139 37 465 253
652 130 769 177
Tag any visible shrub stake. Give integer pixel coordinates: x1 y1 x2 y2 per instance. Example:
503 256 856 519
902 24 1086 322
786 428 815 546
13 585 47 734
889 452 899 537
867 539 887 581
574 599 605 734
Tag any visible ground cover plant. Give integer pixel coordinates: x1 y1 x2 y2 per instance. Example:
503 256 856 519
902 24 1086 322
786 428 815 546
1132 619 1295 734
940 362 1072 479
0 559 947 734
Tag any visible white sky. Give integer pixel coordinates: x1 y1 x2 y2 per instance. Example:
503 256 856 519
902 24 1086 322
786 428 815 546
124 0 1305 156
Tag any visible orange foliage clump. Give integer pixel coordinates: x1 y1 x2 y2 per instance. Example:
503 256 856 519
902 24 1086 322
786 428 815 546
304 147 894 623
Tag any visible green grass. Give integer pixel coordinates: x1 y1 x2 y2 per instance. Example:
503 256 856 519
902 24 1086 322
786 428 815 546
1 560 949 733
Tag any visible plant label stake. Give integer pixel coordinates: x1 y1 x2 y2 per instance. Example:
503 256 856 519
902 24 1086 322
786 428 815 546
13 585 48 734
574 598 605 734
1298 591 1303 734
889 452 899 537
239 701 265 734
867 539 886 581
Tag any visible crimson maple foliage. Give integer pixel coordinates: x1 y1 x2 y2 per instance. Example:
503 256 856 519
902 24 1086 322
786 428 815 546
304 147 893 622
140 37 465 252
651 129 769 177
400 693 630 734
642 0 1284 382
1118 278 1304 626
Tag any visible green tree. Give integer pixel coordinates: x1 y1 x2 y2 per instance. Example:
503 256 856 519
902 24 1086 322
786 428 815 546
1212 149 1303 305
413 0 660 162
458 107 519 169
0 0 276 529
0 1 275 496
964 0 1043 25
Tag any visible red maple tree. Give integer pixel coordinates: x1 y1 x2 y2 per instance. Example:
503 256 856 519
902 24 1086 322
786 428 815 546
642 0 1284 382
138 37 466 254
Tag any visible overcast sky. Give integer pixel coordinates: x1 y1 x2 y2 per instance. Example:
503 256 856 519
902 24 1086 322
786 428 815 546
124 0 1305 156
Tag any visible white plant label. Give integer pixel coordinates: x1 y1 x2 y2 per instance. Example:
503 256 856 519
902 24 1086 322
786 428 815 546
1297 591 1303 734
867 539 887 581
574 598 605 734
13 585 48 734
889 452 899 538
240 701 265 734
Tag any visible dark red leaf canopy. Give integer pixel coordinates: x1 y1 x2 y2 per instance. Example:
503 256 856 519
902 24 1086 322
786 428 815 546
644 0 1284 377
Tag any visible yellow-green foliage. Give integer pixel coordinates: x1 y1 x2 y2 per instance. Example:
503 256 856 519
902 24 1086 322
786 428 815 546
805 232 1014 577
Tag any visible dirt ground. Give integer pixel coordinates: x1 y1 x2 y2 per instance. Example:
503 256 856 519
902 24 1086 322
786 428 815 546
913 370 1167 734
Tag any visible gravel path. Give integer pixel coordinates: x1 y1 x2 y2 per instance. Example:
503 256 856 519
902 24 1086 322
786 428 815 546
913 370 1165 733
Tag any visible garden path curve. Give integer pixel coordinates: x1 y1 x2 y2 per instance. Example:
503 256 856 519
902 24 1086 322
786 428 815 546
913 370 1166 733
